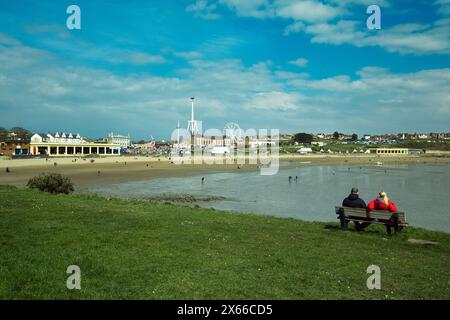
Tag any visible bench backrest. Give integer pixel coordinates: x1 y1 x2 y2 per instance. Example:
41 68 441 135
335 206 406 223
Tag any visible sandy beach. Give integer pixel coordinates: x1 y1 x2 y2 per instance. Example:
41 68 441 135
1 154 449 189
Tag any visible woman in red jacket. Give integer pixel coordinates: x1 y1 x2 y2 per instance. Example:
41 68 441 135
368 192 400 229
367 191 398 212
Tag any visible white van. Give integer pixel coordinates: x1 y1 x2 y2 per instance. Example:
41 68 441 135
210 146 230 155
297 147 313 154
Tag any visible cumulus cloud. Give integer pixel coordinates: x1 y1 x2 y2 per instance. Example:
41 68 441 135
186 0 221 19
289 57 309 67
108 52 167 65
243 91 304 110
1 34 449 138
276 0 340 22
187 0 450 55
300 19 450 55
219 0 274 18
173 51 203 60
436 0 450 15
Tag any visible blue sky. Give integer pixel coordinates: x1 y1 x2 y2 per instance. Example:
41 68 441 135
0 0 449 140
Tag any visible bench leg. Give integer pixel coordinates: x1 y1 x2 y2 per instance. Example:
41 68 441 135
339 215 348 230
386 225 392 235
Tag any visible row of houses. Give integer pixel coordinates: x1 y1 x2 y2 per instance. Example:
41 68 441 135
312 132 450 142
397 132 450 140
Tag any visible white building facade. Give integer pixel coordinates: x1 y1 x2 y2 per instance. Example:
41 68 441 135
107 133 131 149
30 132 121 156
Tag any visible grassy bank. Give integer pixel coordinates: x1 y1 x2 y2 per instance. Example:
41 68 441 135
0 185 449 299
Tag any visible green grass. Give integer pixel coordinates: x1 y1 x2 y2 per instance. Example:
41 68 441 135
1 185 449 299
280 143 367 154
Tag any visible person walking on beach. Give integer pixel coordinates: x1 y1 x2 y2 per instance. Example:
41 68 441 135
342 187 368 231
288 176 292 183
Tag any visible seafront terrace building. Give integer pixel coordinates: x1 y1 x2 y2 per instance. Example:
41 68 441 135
30 132 121 157
366 148 409 155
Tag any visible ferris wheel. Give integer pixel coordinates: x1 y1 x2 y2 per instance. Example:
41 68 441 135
223 122 244 142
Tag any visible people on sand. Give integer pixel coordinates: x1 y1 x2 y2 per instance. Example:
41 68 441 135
342 187 369 231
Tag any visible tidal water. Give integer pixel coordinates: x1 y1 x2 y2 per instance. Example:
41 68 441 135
87 163 450 233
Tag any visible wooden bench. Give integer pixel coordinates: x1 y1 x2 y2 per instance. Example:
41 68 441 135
335 206 408 234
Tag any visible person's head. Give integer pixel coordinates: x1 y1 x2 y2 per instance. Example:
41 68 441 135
377 191 389 205
351 187 359 194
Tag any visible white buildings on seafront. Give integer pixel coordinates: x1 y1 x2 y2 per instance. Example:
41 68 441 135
29 132 121 156
107 132 131 149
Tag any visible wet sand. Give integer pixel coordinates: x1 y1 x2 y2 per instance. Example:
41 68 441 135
0 156 259 189
0 154 449 189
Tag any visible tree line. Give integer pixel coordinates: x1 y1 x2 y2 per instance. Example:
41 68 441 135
0 127 32 141
291 132 359 145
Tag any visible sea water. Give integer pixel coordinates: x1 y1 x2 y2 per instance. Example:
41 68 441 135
87 163 450 233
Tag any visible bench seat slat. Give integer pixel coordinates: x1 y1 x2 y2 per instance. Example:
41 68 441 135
345 218 408 226
335 206 407 224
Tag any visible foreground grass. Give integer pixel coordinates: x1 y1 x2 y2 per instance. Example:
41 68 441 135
0 185 449 299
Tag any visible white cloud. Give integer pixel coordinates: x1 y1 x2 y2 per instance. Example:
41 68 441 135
289 57 309 67
112 52 167 65
300 19 450 55
283 21 305 35
186 0 221 19
436 0 450 15
276 0 340 22
186 0 450 55
193 0 342 21
243 91 304 110
219 0 275 18
0 33 22 46
1 34 449 137
173 51 203 60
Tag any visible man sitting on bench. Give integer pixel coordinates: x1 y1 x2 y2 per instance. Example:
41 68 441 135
342 187 369 231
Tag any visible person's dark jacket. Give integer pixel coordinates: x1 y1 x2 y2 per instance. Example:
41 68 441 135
342 194 367 209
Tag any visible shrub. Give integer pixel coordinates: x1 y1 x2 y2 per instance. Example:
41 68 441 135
27 173 74 194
